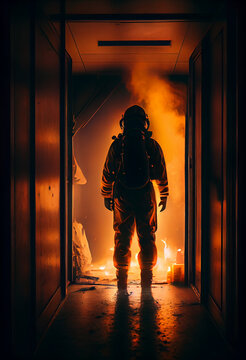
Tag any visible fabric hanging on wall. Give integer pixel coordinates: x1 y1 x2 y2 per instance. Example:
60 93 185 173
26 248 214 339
72 220 92 278
72 152 87 185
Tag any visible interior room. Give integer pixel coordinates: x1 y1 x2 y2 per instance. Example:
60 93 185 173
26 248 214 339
68 18 197 284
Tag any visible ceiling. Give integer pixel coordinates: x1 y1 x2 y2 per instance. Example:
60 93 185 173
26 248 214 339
66 21 211 74
63 0 225 75
65 0 225 16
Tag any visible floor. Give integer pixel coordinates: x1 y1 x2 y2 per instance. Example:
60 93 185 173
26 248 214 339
35 284 233 360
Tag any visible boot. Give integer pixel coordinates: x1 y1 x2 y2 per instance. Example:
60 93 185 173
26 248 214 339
141 269 153 288
116 268 128 291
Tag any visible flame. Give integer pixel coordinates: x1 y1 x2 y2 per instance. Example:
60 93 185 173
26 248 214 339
161 239 167 248
126 64 186 280
74 64 185 283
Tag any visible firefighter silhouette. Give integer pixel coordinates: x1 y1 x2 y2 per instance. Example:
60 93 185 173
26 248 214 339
101 105 169 290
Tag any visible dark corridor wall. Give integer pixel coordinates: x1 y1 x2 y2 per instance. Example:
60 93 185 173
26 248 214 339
9 5 33 356
206 27 226 324
35 22 62 339
188 14 241 347
189 25 227 312
1 1 69 357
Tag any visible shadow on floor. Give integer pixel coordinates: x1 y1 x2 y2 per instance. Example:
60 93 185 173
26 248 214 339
35 284 233 360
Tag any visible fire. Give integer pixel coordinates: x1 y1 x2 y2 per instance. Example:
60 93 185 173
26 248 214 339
126 64 186 281
91 244 184 283
73 64 185 283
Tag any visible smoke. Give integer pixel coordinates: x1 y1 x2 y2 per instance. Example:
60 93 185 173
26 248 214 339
73 65 186 276
126 64 186 253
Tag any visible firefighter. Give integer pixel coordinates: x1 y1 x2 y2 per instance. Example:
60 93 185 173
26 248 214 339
101 105 169 291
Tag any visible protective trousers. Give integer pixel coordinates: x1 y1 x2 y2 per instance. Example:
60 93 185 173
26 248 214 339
113 181 157 271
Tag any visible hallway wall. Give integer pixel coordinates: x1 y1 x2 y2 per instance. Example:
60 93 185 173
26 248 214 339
1 1 68 357
188 7 243 348
235 0 246 352
204 24 227 329
189 22 228 330
9 4 33 357
35 20 63 340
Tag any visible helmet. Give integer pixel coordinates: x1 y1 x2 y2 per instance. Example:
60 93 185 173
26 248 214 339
120 105 149 131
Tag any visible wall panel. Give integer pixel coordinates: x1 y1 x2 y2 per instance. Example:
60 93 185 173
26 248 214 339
189 26 227 327
11 7 33 356
204 27 228 331
35 24 61 321
188 46 202 298
208 31 224 311
194 53 202 295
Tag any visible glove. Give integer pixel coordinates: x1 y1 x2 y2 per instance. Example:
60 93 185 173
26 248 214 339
104 197 114 211
158 197 167 212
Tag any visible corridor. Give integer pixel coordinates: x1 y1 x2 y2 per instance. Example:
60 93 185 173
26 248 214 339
3 0 246 358
36 284 231 360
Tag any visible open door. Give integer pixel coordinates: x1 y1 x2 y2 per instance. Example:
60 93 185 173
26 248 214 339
188 43 202 299
203 23 227 329
188 22 228 331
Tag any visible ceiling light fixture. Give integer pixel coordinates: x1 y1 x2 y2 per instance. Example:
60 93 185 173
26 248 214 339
98 40 171 46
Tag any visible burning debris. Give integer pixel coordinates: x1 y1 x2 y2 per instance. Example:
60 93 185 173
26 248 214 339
72 66 185 285
87 241 184 285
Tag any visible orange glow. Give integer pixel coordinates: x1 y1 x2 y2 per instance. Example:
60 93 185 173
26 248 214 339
126 64 186 281
73 65 185 283
172 264 184 283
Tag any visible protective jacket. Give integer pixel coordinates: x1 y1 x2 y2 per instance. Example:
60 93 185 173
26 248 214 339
101 131 169 272
101 132 169 199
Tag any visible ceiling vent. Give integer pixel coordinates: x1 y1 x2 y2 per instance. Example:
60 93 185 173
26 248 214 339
98 40 171 46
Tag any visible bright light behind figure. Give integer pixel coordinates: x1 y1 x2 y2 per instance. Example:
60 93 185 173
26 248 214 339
126 65 186 282
73 65 186 283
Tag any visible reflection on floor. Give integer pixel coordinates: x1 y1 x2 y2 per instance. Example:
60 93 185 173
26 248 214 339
36 284 232 360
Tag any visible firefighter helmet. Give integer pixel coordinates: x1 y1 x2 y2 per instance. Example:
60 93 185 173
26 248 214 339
120 105 150 130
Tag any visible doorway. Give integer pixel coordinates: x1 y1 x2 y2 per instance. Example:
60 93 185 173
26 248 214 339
65 18 212 286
